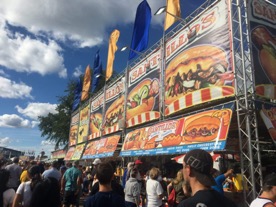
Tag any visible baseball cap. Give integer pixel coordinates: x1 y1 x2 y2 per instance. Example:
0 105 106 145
135 159 143 165
263 173 276 186
93 158 101 165
183 149 216 186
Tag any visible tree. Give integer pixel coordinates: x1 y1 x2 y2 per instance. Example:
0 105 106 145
38 79 76 149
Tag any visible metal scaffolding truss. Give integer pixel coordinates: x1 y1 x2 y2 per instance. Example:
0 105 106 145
231 0 263 206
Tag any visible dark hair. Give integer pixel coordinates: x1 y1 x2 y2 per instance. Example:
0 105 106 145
29 177 60 207
0 169 10 207
109 160 117 173
28 165 42 191
96 162 114 185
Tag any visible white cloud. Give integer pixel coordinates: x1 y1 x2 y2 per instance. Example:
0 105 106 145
41 140 55 146
0 114 31 128
73 65 83 78
15 102 57 120
0 0 165 48
0 137 11 146
0 76 33 99
0 20 67 78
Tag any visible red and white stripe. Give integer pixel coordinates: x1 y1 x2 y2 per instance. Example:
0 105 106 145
89 132 101 139
103 124 119 135
127 111 160 127
165 86 234 116
256 84 276 99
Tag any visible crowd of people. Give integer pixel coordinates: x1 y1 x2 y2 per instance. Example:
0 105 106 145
0 149 275 207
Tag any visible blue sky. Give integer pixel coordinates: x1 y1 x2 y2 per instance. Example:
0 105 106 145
0 0 217 157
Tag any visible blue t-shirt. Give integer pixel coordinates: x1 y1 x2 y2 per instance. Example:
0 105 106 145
212 174 226 194
84 191 125 207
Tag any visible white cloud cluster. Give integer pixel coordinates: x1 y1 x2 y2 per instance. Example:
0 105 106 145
0 114 30 128
73 65 83 78
0 76 33 99
0 137 11 146
15 102 57 120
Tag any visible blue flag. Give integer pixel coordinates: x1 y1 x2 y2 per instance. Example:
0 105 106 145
129 0 152 60
92 50 103 93
72 78 82 111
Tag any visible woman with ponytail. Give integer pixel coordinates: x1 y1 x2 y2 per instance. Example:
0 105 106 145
0 169 15 207
12 165 42 207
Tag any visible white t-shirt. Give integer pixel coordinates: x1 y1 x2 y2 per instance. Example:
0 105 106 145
146 178 163 207
250 197 274 207
16 181 32 207
3 188 15 207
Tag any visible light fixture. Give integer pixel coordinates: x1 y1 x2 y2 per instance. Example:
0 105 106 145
154 6 166 15
95 74 102 78
120 46 143 55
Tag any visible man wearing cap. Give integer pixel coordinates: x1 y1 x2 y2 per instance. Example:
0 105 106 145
178 149 237 207
61 160 83 207
91 158 101 186
5 157 22 191
250 173 276 207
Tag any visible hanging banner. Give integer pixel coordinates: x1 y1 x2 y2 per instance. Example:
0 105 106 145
120 102 234 157
71 143 86 160
51 149 66 159
77 102 89 144
126 48 161 127
69 111 79 146
89 92 104 139
64 146 75 161
103 77 125 135
248 0 276 100
164 0 234 116
255 101 276 145
82 135 120 159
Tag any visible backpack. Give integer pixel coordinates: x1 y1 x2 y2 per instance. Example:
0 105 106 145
168 188 176 206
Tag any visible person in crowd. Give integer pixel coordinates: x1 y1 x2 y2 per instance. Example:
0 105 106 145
91 159 101 187
212 168 234 195
0 169 15 207
84 162 125 207
167 169 185 206
37 162 45 174
178 149 237 207
42 160 62 182
61 160 82 207
20 161 37 183
29 177 60 207
125 168 141 207
146 167 164 207
122 162 134 188
90 160 124 198
12 165 42 207
250 172 276 207
5 157 22 191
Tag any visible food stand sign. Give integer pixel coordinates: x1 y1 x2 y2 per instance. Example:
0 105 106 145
89 92 104 139
77 103 90 144
69 111 79 146
103 77 125 135
82 135 120 159
71 143 86 160
120 102 234 157
126 48 161 128
64 146 75 161
164 0 234 116
256 100 276 145
248 0 276 100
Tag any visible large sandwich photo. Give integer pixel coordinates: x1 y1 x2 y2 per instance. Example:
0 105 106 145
126 78 159 121
104 96 124 128
165 45 233 112
182 115 221 142
90 113 102 133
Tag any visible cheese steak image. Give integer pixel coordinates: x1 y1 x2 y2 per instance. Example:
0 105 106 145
90 113 102 133
126 79 159 120
182 116 221 142
105 96 124 128
165 45 231 105
123 129 144 150
252 26 276 84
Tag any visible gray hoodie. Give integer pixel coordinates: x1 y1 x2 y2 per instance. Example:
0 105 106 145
124 177 141 204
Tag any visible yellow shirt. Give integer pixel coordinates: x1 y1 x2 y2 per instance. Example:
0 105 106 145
20 170 29 183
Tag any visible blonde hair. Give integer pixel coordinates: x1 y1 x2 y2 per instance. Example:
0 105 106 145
173 169 184 185
149 167 160 180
